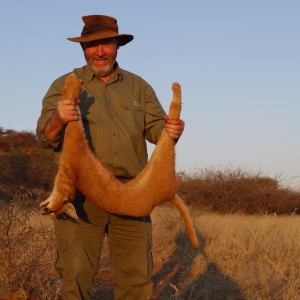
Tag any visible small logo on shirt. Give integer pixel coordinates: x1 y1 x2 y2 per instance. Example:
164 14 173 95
133 101 141 107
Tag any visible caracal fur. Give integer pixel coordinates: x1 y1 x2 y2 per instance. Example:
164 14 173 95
40 73 198 248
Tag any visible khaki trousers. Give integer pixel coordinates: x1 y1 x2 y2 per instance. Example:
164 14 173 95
54 192 153 300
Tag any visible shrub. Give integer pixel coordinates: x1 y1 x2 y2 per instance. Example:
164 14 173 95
0 199 60 299
0 128 38 153
178 167 300 215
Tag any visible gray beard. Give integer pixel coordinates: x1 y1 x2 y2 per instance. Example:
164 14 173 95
85 54 116 78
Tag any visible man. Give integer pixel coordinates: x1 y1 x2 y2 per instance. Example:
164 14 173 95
36 15 185 300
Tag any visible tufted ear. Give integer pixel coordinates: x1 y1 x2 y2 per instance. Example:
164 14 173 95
63 202 78 219
54 201 78 219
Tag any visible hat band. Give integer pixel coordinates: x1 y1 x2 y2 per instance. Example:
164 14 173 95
81 28 118 36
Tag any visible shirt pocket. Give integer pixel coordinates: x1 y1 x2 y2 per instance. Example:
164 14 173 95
119 99 145 131
120 99 144 112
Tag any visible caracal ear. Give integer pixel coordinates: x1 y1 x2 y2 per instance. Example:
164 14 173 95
55 202 79 219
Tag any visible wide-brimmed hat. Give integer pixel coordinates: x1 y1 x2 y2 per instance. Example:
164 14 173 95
67 15 134 46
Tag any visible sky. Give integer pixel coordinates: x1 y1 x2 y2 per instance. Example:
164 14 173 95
1 1 299 189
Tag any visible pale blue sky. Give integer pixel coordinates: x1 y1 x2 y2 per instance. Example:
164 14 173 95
1 1 299 188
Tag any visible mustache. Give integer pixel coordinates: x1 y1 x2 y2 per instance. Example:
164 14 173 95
93 55 109 60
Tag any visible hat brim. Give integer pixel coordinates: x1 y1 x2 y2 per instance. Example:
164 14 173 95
67 32 134 46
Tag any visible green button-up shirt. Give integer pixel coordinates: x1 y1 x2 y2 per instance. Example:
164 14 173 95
36 63 166 178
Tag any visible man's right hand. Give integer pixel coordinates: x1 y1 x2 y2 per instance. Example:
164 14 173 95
43 99 80 139
57 99 81 124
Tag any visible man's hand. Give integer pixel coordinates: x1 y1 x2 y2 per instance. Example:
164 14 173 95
56 99 81 124
43 99 80 139
164 117 185 140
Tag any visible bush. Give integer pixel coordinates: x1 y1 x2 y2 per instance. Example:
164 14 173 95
178 167 300 215
0 128 38 153
0 149 56 200
0 199 60 299
0 128 57 199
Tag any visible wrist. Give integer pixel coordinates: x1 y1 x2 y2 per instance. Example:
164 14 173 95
43 111 66 139
54 110 67 126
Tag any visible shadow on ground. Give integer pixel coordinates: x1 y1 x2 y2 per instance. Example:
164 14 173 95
91 228 244 300
151 229 245 300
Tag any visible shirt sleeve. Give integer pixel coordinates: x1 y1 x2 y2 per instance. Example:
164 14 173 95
143 82 167 144
36 75 67 149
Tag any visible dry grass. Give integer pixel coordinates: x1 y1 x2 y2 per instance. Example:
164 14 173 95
150 205 300 300
1 167 300 299
2 203 298 299
89 205 300 299
0 200 59 300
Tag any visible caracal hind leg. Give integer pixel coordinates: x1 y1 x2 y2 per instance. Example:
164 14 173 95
169 82 182 119
122 82 182 210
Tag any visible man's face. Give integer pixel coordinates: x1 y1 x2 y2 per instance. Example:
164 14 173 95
83 38 119 78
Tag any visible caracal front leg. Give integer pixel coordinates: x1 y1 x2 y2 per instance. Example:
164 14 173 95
40 164 76 216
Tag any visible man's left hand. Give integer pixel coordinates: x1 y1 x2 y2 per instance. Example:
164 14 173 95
164 118 185 140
